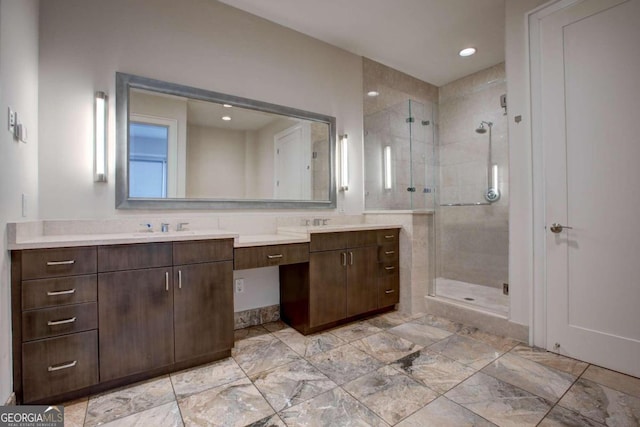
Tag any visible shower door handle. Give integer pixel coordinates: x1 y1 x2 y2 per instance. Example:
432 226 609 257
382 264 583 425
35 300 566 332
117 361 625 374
550 223 573 233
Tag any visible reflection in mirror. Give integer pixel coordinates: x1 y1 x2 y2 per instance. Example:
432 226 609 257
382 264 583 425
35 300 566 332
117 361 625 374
115 73 336 209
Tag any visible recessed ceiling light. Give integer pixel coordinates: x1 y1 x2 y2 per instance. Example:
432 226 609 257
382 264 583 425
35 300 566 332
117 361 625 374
367 91 380 97
222 116 231 121
459 47 476 57
223 104 232 108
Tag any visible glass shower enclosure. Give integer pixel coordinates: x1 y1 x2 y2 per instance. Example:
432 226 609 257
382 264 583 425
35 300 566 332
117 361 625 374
364 99 436 210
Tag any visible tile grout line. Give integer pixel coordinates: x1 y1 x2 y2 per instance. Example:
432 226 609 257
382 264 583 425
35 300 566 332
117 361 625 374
167 373 186 426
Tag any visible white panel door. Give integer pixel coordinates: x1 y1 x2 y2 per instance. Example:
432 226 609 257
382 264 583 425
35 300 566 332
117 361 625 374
540 0 640 376
274 123 311 199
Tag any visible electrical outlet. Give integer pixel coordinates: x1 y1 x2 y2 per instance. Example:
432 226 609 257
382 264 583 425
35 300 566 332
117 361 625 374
235 278 245 293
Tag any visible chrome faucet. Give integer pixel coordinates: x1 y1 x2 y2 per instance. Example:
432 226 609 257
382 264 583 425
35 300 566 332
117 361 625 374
177 222 189 231
161 223 170 233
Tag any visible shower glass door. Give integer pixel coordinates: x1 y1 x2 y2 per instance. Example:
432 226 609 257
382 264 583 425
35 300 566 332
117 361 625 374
364 99 435 210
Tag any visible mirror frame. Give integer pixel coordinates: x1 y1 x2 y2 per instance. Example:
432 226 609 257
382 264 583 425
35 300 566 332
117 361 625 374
115 72 337 209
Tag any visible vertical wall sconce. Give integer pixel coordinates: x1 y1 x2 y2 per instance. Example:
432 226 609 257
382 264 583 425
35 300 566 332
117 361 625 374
339 134 349 191
383 145 392 190
94 91 108 182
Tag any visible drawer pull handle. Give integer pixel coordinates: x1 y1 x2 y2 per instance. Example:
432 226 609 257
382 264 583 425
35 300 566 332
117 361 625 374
385 266 396 271
46 260 75 266
385 289 395 294
48 360 77 372
384 235 395 239
47 288 76 296
48 317 76 326
165 272 169 291
267 254 284 259
178 270 182 289
384 250 395 255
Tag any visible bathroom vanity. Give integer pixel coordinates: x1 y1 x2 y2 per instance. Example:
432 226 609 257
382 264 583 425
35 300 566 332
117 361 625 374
9 224 400 404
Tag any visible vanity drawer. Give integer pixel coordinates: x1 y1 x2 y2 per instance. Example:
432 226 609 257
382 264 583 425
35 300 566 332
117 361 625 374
21 247 97 280
377 229 400 245
173 239 234 265
310 231 377 252
234 243 309 269
22 275 97 310
379 274 400 307
379 260 399 277
22 302 97 342
22 330 98 403
378 244 399 263
98 242 172 272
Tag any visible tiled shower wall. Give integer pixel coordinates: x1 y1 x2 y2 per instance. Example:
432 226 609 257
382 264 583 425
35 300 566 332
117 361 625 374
436 63 509 289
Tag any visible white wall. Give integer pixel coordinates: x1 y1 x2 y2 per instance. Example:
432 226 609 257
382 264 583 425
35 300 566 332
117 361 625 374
38 0 364 219
0 0 39 403
186 125 246 198
506 0 549 328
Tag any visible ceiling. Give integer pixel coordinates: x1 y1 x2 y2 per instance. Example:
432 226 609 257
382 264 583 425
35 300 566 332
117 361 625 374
218 0 506 87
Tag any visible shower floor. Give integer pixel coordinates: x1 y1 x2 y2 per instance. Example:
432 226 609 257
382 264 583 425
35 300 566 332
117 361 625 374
435 277 509 316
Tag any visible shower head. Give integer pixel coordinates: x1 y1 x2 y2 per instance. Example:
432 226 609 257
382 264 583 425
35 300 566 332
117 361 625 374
475 121 493 134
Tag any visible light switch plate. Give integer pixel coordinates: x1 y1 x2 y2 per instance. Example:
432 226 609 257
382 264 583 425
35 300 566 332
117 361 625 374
8 108 16 134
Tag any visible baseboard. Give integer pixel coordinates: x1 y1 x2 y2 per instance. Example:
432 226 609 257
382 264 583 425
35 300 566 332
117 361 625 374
234 304 280 330
4 392 16 406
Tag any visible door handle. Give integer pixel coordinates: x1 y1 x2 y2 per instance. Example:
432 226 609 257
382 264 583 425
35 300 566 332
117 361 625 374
550 223 573 233
178 270 182 289
349 251 354 265
341 252 347 266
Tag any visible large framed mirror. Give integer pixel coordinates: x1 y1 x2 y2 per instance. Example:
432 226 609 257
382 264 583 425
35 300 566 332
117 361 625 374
116 73 336 209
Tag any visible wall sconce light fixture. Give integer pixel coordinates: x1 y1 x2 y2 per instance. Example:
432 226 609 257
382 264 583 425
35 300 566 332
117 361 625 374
94 91 108 182
339 134 349 191
383 145 392 190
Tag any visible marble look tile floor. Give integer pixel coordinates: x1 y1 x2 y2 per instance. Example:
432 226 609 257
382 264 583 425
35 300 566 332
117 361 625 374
63 311 640 426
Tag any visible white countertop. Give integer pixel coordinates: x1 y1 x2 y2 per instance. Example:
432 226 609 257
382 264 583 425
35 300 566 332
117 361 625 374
7 223 402 250
7 230 239 250
235 234 309 248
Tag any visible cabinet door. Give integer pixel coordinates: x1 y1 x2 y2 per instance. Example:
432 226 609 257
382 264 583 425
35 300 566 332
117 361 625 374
346 246 379 317
309 250 346 328
173 261 233 362
98 268 174 381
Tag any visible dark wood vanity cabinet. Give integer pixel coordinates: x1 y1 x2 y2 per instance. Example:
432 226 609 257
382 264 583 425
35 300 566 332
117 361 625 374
98 240 234 381
281 228 400 334
172 243 233 363
12 246 99 403
12 238 233 404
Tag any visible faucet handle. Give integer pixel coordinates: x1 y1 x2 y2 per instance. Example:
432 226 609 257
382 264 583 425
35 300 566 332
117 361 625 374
177 222 189 231
140 223 153 232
